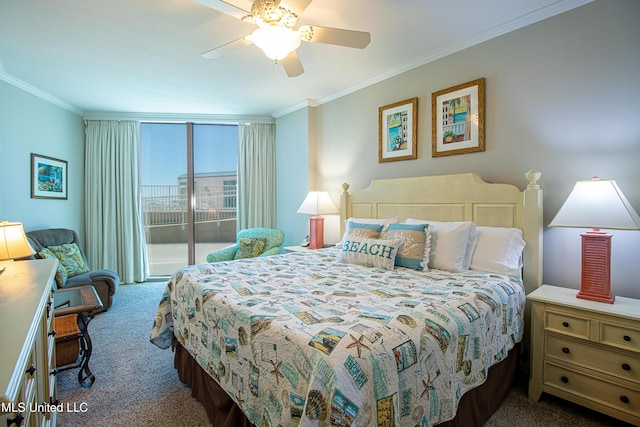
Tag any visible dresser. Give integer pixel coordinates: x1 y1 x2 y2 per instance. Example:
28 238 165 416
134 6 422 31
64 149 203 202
528 285 640 425
1 259 58 427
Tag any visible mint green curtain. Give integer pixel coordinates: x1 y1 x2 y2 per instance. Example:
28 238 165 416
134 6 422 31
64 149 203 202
85 120 148 283
237 123 276 229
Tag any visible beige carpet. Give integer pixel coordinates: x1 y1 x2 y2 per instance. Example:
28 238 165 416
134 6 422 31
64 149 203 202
56 281 210 426
56 282 632 427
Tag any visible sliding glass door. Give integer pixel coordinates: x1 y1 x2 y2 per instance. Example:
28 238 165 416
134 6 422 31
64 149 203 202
192 124 238 268
140 123 238 276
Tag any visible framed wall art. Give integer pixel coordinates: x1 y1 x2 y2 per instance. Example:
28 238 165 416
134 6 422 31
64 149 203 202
31 153 68 199
378 97 418 162
432 78 485 157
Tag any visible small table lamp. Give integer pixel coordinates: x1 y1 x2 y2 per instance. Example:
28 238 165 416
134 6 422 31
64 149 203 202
0 220 35 260
549 178 640 303
296 191 339 249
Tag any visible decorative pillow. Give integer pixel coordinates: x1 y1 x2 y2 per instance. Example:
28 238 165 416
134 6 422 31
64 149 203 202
337 217 400 248
386 223 431 270
405 219 477 273
343 222 383 241
339 236 400 271
46 243 90 278
470 226 526 277
38 247 68 287
234 237 267 260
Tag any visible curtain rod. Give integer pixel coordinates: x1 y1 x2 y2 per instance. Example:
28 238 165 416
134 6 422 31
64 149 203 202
82 112 276 124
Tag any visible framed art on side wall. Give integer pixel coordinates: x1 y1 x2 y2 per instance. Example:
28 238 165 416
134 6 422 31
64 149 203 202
378 97 418 162
31 153 68 199
432 78 485 157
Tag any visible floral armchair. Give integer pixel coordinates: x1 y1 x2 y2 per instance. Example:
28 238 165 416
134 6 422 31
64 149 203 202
206 228 285 263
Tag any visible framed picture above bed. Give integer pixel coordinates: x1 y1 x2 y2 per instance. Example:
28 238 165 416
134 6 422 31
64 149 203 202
432 78 485 157
378 97 418 162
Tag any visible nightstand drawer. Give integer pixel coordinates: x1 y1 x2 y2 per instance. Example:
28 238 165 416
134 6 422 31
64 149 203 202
546 334 640 381
544 362 640 416
546 310 590 340
601 322 640 353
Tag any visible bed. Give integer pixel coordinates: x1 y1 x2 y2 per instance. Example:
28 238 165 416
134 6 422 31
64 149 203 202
150 171 543 426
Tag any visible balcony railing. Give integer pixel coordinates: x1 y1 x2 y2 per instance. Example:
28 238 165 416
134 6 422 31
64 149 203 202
141 184 238 274
141 184 237 226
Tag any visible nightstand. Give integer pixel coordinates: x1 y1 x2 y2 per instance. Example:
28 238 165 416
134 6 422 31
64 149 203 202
528 285 640 425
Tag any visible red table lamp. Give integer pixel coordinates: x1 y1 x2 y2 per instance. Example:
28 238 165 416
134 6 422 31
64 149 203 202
296 191 338 249
549 178 640 303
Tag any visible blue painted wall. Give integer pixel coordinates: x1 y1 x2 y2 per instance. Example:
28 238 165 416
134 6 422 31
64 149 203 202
0 80 85 240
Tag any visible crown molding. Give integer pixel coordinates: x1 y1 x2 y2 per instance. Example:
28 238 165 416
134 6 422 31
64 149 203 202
271 99 320 118
0 63 83 116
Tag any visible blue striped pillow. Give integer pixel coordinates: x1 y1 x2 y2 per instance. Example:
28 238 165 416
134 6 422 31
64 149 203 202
344 222 383 240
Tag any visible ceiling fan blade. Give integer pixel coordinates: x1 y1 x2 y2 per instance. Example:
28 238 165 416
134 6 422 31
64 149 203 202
299 25 370 49
282 0 312 16
220 0 254 13
281 50 304 77
193 0 250 20
202 36 252 59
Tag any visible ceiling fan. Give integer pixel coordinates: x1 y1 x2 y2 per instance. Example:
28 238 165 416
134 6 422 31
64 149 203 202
194 0 371 77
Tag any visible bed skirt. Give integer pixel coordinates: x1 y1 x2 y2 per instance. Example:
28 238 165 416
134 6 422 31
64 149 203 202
174 340 519 427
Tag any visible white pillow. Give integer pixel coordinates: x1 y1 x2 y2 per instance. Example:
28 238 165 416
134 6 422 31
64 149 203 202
337 217 400 248
405 219 477 273
470 226 526 277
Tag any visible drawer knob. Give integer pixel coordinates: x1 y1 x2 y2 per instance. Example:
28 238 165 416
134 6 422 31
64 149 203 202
624 335 631 342
48 329 57 337
620 395 630 404
25 364 36 376
562 347 570 354
622 363 631 371
561 376 569 383
562 321 569 328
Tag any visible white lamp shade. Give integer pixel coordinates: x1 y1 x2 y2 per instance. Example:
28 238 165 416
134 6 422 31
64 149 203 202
249 26 301 61
0 221 35 260
296 191 339 216
549 179 640 230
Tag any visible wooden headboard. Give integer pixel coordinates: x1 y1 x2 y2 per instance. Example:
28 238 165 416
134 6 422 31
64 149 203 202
340 171 543 294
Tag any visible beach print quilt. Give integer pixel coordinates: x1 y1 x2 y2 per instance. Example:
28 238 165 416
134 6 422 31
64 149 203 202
150 248 524 426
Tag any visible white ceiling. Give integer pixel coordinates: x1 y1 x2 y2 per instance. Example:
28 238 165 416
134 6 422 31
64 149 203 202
0 0 590 119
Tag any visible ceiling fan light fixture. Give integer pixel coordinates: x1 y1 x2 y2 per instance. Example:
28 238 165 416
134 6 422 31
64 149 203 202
249 26 301 61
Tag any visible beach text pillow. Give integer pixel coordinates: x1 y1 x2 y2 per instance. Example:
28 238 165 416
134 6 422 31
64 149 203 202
339 236 400 271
